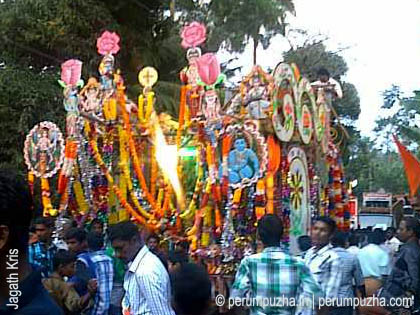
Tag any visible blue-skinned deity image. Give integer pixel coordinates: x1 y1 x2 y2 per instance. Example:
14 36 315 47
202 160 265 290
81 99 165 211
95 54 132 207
227 137 260 184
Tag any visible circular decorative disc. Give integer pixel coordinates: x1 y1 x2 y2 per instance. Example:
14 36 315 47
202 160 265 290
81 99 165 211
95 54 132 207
272 93 295 142
138 67 158 88
298 104 313 144
24 121 65 178
287 147 311 254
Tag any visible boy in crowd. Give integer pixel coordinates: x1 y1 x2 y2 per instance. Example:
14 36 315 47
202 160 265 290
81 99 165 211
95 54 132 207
42 250 97 314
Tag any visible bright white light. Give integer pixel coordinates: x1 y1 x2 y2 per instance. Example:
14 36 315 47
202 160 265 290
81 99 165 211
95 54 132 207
154 122 185 209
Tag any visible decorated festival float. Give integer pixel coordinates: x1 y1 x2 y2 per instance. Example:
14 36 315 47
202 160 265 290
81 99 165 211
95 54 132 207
23 22 350 295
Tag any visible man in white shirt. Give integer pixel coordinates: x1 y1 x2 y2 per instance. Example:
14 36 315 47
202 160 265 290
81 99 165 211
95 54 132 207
311 68 343 100
304 217 344 315
346 233 360 256
357 230 391 296
384 227 401 258
109 222 175 315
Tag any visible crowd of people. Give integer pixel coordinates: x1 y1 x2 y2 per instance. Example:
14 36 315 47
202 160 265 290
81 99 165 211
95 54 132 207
1 169 419 315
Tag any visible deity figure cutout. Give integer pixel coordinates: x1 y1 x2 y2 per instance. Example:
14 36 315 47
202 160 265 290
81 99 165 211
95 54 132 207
183 48 204 120
246 73 272 119
59 59 83 139
227 136 259 185
99 54 116 100
202 89 221 123
79 78 101 116
24 121 64 178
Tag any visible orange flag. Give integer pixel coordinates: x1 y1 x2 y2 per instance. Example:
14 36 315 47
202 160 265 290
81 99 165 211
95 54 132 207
393 135 420 197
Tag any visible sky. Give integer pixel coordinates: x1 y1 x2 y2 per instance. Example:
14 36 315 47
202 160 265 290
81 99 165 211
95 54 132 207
218 0 420 136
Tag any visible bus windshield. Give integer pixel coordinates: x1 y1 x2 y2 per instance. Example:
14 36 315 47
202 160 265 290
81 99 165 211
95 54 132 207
359 215 393 229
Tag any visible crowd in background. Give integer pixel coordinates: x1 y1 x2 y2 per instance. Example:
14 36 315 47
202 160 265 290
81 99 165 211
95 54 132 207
1 169 419 315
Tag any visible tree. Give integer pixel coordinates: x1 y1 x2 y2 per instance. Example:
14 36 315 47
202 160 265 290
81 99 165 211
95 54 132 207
0 0 298 170
345 136 408 199
374 85 420 152
0 60 63 171
206 0 295 65
0 0 187 170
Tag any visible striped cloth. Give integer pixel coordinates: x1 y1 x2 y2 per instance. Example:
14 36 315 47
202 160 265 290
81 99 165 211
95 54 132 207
122 246 175 315
79 250 114 315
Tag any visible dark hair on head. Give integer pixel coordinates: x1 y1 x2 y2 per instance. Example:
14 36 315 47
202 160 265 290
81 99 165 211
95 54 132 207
348 233 359 246
29 225 36 233
87 232 104 251
0 169 33 250
177 240 190 253
64 228 87 243
368 230 383 245
373 228 386 243
168 250 188 266
314 216 336 235
297 235 312 252
172 263 211 315
257 214 283 247
91 218 103 227
147 233 160 243
317 67 330 77
108 221 139 242
53 250 76 271
331 231 348 248
34 216 55 229
402 217 420 238
386 227 396 233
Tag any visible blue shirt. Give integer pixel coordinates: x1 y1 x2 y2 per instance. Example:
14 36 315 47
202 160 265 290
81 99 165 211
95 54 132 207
0 269 63 314
78 250 113 315
28 241 58 278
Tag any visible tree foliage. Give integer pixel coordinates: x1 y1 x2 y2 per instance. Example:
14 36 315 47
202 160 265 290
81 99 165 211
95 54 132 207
206 0 295 64
374 85 420 150
345 136 408 198
0 0 298 170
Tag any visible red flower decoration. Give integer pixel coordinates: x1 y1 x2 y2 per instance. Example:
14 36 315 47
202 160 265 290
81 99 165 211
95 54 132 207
97 31 120 55
195 53 220 86
181 22 206 49
61 59 82 86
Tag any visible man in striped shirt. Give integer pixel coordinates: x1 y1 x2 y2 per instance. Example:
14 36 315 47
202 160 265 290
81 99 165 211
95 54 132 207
231 214 322 315
79 232 113 315
109 222 175 315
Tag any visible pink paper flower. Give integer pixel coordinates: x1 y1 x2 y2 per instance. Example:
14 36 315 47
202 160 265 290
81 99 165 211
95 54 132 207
61 59 82 86
181 22 206 49
195 53 220 86
97 31 120 55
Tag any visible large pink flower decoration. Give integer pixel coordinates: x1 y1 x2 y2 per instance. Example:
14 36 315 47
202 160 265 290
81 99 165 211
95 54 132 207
97 31 120 55
181 22 206 49
61 59 82 86
195 53 220 86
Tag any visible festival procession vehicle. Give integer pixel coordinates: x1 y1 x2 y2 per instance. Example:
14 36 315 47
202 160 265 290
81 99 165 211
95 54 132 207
24 23 351 302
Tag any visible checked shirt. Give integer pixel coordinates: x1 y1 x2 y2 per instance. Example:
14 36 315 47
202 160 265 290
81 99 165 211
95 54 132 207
231 247 322 315
28 241 58 277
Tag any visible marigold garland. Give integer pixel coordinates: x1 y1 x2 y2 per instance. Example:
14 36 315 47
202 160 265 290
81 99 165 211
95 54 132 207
88 135 158 229
118 87 157 209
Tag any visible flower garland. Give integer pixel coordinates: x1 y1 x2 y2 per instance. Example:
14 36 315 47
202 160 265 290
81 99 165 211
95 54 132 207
41 178 57 217
117 84 157 210
28 172 35 196
88 134 159 229
118 126 154 220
